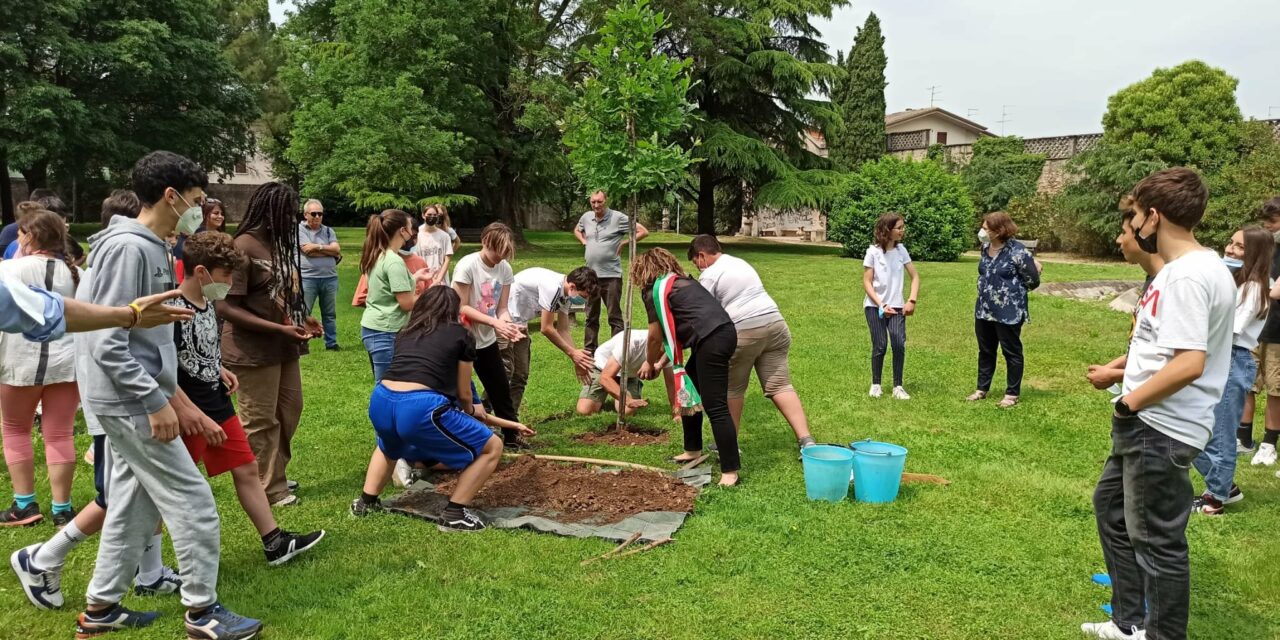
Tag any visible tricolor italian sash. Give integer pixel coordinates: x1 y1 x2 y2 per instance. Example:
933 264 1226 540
653 273 703 415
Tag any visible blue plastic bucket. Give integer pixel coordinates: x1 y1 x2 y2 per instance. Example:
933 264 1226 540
801 445 854 502
849 440 908 503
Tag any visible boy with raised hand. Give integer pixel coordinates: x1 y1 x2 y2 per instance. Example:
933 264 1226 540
67 151 261 640
1082 168 1234 640
173 231 326 566
501 266 599 413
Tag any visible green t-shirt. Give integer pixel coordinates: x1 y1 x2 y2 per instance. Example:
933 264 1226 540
361 251 414 333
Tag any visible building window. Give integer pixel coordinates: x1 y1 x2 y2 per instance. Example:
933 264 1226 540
234 160 248 174
936 131 948 145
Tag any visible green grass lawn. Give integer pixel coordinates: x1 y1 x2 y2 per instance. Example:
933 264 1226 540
3 230 1279 639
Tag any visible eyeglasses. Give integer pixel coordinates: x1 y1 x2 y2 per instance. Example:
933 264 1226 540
306 211 323 217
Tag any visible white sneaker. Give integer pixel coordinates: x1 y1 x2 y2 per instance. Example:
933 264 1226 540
1251 443 1277 466
892 386 911 400
1236 439 1255 455
393 459 415 488
10 543 64 609
271 493 300 507
1081 620 1145 639
868 384 883 398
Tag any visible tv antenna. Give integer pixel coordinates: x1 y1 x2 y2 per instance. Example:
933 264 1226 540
967 108 980 119
927 85 942 107
997 105 1014 135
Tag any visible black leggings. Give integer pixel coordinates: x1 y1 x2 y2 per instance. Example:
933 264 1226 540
683 323 740 472
864 306 906 386
975 318 1024 396
474 343 518 438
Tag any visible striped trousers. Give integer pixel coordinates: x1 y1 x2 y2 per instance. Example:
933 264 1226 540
864 306 906 387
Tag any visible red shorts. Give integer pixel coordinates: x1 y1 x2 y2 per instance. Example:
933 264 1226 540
181 415 257 477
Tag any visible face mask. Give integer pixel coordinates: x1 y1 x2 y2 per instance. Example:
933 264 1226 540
977 228 991 244
198 272 231 301
1134 212 1159 254
425 216 441 226
172 191 204 235
569 295 587 306
1223 256 1244 271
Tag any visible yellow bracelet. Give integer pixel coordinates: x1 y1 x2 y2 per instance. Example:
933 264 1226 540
125 302 143 329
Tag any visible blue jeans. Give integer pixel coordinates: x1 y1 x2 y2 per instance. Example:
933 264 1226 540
1193 345 1253 501
361 327 397 383
302 276 339 348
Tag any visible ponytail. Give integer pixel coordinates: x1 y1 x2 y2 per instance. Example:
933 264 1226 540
359 209 412 274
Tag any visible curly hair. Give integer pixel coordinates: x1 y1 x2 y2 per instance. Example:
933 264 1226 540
630 247 685 288
182 231 247 277
235 182 307 325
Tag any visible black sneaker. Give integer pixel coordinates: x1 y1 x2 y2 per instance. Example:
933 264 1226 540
350 497 382 518
0 501 42 527
264 529 326 566
286 479 299 493
325 344 341 352
51 507 77 528
1225 483 1244 505
503 435 533 450
76 604 160 636
437 507 486 533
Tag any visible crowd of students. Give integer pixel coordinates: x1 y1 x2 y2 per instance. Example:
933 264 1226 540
0 150 1273 640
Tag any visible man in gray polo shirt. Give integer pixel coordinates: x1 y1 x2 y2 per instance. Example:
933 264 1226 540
298 198 342 350
574 190 648 352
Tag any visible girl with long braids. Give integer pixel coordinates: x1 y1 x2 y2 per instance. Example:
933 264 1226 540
219 182 320 507
634 248 740 487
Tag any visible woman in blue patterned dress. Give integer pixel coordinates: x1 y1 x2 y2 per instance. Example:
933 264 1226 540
967 212 1042 408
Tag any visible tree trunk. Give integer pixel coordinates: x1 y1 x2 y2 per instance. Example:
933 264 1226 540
0 152 13 225
21 159 49 191
492 158 526 243
696 163 717 234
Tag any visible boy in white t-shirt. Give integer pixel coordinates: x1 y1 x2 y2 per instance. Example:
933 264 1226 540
451 223 525 446
575 329 674 416
502 266 597 413
1083 168 1234 640
414 205 454 286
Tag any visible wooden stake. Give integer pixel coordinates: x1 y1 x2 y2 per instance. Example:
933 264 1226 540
581 532 642 566
502 453 669 474
613 537 671 559
678 454 709 471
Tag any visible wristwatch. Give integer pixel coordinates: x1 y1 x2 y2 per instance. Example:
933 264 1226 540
1115 397 1136 417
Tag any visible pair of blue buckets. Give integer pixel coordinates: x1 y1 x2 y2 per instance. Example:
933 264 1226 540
801 440 907 503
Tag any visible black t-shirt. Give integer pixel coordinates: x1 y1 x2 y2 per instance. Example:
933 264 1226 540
642 276 733 349
1259 244 1280 344
383 323 476 397
172 296 236 422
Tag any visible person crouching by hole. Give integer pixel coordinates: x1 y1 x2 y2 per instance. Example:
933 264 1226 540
633 248 740 487
576 328 675 417
351 286 534 532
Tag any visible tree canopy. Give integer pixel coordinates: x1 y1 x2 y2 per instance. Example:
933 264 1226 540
830 12 886 170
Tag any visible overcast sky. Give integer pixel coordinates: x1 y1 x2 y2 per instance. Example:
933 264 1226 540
269 0 1279 138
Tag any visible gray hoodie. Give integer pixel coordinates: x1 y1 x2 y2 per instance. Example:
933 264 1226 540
76 215 178 417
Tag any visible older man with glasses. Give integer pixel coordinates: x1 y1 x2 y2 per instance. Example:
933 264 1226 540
298 198 342 351
574 190 648 352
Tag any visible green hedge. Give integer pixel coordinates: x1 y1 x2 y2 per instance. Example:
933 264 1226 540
828 156 975 261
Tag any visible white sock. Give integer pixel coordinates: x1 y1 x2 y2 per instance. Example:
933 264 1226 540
136 534 164 585
32 520 87 570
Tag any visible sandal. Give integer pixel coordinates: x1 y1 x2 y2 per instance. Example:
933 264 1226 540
998 395 1019 409
965 390 988 402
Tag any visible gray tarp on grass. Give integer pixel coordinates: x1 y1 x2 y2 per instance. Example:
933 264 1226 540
383 465 712 543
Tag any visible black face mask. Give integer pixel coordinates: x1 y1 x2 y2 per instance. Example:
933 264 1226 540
425 216 441 226
1134 211 1159 254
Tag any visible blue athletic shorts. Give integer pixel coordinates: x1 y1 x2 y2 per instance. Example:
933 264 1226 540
369 384 495 470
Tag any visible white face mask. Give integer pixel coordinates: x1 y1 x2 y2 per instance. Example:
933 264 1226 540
198 271 231 301
978 228 991 244
173 191 204 235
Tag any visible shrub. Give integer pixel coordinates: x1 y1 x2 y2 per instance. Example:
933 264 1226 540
1005 193 1096 253
828 156 975 261
1202 121 1280 249
962 136 1047 213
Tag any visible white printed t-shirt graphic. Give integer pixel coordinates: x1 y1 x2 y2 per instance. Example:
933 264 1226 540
1123 249 1235 450
452 252 513 349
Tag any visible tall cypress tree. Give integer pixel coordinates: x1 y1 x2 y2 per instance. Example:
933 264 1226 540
831 12 887 169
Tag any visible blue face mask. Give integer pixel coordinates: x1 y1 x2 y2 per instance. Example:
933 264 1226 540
1223 256 1244 271
568 295 587 306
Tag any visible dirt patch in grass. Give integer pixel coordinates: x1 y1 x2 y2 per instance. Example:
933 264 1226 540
574 425 669 446
432 456 696 523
